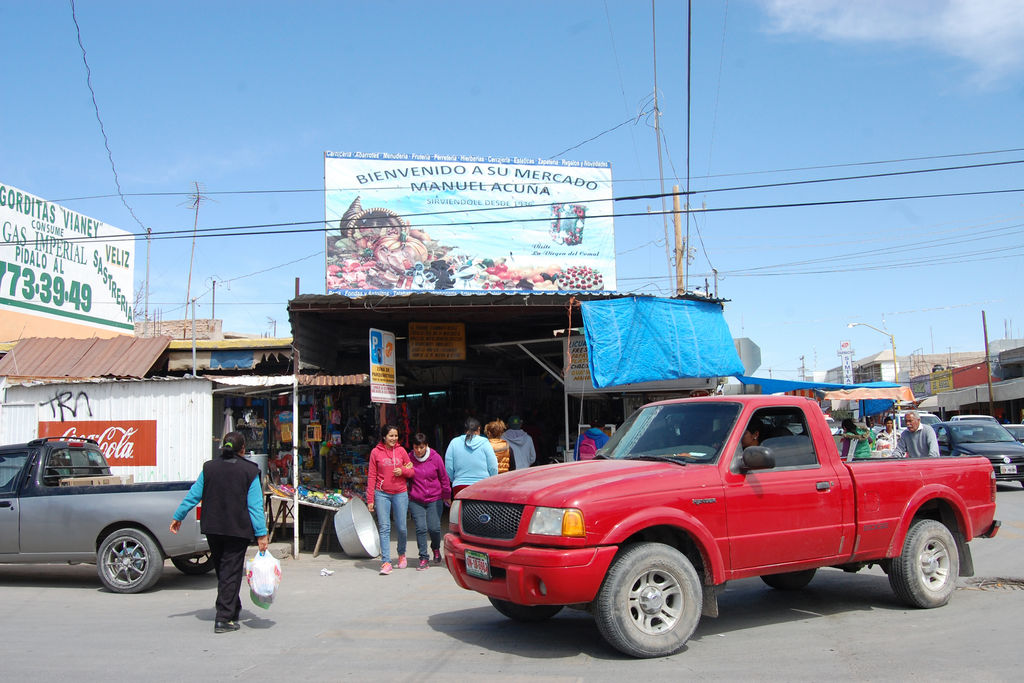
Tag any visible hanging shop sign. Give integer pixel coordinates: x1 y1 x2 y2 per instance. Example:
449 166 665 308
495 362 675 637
0 181 134 332
369 327 396 404
408 322 466 361
37 419 158 467
563 335 715 395
324 151 615 296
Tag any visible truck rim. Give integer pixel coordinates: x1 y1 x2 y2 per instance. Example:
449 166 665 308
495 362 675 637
918 537 951 591
627 568 682 634
103 536 151 588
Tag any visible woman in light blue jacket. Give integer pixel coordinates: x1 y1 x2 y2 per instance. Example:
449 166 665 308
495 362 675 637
445 417 498 500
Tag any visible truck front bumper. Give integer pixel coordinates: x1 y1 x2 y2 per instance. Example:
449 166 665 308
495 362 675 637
443 533 618 605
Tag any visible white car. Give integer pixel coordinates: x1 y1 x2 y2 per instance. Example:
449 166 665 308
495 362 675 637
950 414 1000 424
824 416 840 435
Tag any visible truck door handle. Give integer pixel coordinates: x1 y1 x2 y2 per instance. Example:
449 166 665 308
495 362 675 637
816 481 832 491
0 501 12 508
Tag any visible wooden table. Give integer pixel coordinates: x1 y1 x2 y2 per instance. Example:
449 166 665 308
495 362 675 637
266 494 346 558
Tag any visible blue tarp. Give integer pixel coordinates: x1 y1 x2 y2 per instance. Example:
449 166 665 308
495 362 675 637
735 376 903 416
734 376 902 393
580 297 745 388
210 350 256 370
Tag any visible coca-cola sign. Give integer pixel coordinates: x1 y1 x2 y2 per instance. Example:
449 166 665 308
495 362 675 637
37 420 157 467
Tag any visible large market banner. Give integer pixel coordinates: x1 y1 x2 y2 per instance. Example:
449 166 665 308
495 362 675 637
0 182 134 332
325 152 614 296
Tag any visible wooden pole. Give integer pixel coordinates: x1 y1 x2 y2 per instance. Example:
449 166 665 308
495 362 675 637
982 310 995 416
673 185 683 295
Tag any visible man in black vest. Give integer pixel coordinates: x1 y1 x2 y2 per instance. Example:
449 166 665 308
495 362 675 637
172 431 269 633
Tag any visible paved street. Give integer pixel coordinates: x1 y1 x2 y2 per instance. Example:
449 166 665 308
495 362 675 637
2 485 1021 681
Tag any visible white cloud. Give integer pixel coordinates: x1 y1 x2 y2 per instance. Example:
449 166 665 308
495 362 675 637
759 0 1024 85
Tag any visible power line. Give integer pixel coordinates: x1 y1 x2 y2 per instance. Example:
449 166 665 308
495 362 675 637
48 145 1024 203
37 183 1024 247
69 0 149 235
549 111 650 159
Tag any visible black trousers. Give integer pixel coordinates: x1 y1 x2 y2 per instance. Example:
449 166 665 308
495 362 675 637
207 533 251 622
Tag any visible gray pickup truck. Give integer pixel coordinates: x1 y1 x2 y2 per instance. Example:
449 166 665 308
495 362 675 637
0 437 211 593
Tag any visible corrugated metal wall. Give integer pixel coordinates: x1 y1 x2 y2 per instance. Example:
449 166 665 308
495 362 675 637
1 378 212 483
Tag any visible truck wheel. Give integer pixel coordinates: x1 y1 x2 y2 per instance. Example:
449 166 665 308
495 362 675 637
97 528 164 594
594 542 702 658
488 597 563 622
761 569 817 591
171 552 214 575
888 519 959 608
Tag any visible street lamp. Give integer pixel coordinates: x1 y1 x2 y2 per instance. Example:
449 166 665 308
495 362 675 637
847 322 898 384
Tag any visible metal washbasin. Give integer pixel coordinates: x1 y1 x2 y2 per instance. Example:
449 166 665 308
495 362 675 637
333 497 380 558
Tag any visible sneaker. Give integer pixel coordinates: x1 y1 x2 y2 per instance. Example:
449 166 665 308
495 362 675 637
397 554 408 569
432 549 442 564
379 562 393 575
417 558 429 571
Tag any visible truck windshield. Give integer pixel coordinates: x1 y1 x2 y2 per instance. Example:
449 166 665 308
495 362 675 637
601 401 740 463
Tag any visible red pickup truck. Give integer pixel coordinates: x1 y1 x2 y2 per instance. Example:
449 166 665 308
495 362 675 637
444 396 1000 658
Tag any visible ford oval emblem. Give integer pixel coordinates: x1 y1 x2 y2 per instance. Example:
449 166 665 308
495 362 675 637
478 513 492 525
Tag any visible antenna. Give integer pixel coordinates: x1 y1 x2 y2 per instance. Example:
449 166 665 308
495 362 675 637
184 181 210 310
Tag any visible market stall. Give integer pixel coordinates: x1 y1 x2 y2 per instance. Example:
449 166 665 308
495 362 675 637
208 374 374 558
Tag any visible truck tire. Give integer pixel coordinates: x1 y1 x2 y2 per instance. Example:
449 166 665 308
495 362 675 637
594 542 702 658
97 528 164 594
888 519 959 609
488 597 563 622
171 552 214 575
761 569 817 591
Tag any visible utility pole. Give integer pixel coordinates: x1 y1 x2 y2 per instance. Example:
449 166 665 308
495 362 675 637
673 185 684 295
651 1 672 284
982 310 995 416
211 279 216 321
798 355 807 381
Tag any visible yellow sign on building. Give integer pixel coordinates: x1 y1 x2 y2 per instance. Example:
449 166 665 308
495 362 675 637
931 368 953 393
408 322 466 361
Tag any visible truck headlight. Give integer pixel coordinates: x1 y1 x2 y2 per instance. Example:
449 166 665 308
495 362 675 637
528 507 585 537
449 499 461 531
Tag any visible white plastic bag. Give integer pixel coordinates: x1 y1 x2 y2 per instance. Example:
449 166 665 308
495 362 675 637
245 550 282 609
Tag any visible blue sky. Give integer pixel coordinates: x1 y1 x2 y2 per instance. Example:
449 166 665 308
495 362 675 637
2 1 1023 380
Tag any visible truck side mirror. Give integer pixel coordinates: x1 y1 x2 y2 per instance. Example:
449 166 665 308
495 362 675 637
740 446 775 472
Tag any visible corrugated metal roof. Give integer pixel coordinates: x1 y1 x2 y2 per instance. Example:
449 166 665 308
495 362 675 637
0 336 171 379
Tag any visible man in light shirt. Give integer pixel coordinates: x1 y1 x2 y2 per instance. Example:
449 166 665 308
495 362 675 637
894 411 939 458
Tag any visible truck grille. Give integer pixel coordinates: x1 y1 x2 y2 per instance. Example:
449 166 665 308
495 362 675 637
461 501 523 540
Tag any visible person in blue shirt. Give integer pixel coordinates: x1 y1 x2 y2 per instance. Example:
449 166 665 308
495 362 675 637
445 417 498 500
171 431 268 634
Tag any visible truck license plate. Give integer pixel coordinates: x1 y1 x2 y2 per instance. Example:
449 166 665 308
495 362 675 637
465 549 491 580
1000 464 1017 474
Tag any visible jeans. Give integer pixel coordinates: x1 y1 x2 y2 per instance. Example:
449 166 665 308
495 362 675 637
409 498 443 560
373 490 408 564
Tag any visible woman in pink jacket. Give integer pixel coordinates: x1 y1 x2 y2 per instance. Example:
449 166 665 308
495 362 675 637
367 424 413 575
408 432 452 570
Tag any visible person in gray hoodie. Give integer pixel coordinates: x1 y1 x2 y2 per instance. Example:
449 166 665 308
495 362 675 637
503 415 536 470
